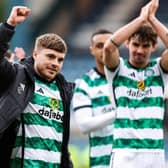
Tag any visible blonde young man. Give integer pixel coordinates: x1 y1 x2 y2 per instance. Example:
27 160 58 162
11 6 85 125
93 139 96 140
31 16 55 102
103 0 168 168
0 6 73 168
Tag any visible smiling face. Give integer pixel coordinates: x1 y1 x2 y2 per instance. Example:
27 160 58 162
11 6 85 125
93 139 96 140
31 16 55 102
32 33 67 81
33 48 65 81
126 35 156 68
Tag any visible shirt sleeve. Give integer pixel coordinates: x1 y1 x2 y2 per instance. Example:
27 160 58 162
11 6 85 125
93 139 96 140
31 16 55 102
72 78 116 134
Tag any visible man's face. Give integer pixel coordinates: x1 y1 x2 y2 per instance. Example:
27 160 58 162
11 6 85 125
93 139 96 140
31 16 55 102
90 34 112 66
33 48 65 81
126 35 156 68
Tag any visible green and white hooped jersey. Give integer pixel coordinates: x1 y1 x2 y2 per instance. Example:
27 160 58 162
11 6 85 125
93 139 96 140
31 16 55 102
73 68 113 168
10 78 64 168
105 58 167 153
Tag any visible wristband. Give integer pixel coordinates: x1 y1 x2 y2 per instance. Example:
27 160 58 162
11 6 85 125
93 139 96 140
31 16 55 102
110 38 120 48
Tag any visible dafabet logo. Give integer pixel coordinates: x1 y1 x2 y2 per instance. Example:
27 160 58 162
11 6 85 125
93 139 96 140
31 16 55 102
38 108 63 121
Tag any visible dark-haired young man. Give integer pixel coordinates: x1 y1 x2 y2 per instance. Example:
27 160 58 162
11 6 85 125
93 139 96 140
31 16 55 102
103 0 168 167
72 29 116 168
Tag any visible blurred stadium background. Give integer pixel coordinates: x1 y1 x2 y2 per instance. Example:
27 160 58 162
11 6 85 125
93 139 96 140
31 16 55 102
0 0 168 167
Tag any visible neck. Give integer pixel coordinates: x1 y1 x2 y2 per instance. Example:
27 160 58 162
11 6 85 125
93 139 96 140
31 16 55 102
96 64 105 75
129 60 148 69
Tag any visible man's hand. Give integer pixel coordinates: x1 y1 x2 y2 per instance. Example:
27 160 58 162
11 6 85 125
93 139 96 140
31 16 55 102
139 1 152 23
7 6 30 26
14 47 25 60
149 0 159 21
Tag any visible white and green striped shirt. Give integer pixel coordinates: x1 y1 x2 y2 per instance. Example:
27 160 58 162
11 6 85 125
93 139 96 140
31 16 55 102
105 58 167 153
10 78 63 168
73 68 113 168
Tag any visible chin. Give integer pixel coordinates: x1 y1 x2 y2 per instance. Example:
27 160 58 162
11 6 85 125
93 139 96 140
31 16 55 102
44 73 55 81
47 77 55 81
134 58 144 63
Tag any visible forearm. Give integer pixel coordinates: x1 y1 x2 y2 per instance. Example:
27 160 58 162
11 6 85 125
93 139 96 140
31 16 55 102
0 23 16 88
149 16 168 48
0 23 15 59
103 41 119 69
111 17 146 46
160 49 168 72
103 17 145 69
74 108 116 134
0 23 15 43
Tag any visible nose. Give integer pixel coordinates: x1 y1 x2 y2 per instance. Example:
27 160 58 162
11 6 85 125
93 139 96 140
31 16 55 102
52 59 59 67
137 46 144 54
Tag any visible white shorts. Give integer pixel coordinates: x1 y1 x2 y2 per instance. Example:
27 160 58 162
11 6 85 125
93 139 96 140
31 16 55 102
110 151 165 168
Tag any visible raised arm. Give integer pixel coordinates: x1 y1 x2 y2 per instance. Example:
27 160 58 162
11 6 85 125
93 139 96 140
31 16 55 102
0 6 30 91
148 0 168 71
148 0 168 48
103 1 151 69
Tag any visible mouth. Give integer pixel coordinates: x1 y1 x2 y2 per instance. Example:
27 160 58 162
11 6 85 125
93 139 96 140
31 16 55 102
47 68 57 74
134 54 144 59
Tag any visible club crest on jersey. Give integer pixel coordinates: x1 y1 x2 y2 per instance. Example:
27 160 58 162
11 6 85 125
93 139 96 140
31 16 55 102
49 98 59 110
144 69 155 77
137 80 145 91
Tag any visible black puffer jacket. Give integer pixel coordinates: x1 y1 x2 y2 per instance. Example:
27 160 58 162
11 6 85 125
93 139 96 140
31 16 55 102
0 23 74 168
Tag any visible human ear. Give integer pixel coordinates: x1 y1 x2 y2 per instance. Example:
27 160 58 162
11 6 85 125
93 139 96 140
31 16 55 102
151 43 157 52
32 50 38 59
125 40 130 48
89 46 95 57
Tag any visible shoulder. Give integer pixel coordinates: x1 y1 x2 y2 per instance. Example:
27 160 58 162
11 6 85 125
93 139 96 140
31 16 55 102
56 73 75 95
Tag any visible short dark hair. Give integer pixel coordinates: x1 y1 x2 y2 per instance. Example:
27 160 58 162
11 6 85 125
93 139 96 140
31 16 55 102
128 24 158 45
91 29 113 40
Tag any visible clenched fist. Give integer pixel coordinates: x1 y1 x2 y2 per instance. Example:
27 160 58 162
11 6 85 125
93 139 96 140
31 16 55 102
7 6 31 26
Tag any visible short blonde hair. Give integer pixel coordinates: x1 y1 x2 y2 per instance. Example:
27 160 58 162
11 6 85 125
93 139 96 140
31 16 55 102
34 33 67 53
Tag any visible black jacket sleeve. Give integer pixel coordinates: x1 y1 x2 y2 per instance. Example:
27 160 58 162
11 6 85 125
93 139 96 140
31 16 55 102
0 22 15 56
0 23 16 93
